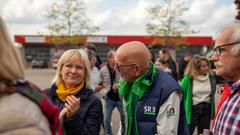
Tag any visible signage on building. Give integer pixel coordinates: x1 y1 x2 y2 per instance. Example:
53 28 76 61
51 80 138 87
46 36 87 45
25 36 45 43
87 36 107 43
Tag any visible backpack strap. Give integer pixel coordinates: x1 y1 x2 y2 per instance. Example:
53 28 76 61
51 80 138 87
15 80 66 135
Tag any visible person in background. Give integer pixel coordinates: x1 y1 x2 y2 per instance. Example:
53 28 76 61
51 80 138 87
155 58 172 76
211 21 240 134
178 52 192 81
97 50 125 135
159 48 178 80
0 15 64 135
180 55 216 135
86 49 105 97
115 41 189 135
149 51 156 63
85 43 103 70
44 49 103 135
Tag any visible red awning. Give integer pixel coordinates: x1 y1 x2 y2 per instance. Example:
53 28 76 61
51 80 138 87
14 35 212 46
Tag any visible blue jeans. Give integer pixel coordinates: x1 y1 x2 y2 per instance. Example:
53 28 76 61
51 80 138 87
104 97 125 135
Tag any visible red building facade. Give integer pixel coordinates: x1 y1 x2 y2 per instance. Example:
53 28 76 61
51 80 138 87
14 35 212 68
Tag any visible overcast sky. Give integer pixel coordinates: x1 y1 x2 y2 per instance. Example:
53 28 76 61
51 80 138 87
0 0 237 39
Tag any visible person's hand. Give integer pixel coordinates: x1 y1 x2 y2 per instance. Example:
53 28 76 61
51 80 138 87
112 83 118 90
59 108 68 122
95 83 106 91
65 95 80 118
217 84 224 94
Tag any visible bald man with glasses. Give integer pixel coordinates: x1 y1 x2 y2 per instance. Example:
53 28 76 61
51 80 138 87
115 41 189 135
211 22 240 135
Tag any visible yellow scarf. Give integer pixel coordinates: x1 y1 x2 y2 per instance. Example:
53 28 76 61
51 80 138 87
56 82 84 102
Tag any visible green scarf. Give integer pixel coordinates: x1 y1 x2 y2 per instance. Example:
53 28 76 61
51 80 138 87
118 62 158 135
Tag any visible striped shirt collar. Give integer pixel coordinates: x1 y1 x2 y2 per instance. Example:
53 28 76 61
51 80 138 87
227 79 240 94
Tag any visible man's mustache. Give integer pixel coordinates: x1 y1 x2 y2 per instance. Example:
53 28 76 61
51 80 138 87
214 62 223 67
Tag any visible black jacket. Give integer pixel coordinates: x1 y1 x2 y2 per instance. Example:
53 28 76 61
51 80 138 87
44 84 103 135
167 59 178 81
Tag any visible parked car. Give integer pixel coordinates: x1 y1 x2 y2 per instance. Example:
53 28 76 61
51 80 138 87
52 58 58 69
32 60 48 69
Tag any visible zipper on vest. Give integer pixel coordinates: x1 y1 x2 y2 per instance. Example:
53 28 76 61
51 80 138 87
134 101 140 135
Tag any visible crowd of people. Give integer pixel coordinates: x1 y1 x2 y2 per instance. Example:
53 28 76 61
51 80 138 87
1 2 240 134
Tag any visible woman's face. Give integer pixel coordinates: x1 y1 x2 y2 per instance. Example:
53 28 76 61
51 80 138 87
90 56 97 67
155 61 164 70
61 58 85 89
108 52 116 68
199 60 209 75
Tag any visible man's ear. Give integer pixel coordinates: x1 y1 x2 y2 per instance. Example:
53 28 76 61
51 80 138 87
135 64 143 77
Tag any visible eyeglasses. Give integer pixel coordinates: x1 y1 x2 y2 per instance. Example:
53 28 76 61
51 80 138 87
114 63 136 71
212 41 240 55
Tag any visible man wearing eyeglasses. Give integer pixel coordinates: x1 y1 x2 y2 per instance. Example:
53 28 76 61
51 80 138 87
211 22 240 135
115 41 189 135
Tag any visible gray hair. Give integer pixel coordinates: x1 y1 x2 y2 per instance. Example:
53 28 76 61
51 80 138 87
217 21 240 55
107 49 116 59
52 49 91 87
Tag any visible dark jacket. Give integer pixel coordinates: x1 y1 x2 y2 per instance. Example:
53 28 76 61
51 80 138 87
44 84 103 135
167 59 178 81
135 69 189 135
178 58 188 81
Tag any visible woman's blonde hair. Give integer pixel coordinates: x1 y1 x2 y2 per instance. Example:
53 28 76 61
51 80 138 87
184 55 209 79
0 16 24 83
52 49 91 87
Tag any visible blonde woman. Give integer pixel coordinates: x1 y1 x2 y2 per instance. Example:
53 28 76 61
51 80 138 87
180 55 216 135
44 49 103 135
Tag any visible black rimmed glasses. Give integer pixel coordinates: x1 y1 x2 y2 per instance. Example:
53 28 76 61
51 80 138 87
114 63 136 71
212 41 240 55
